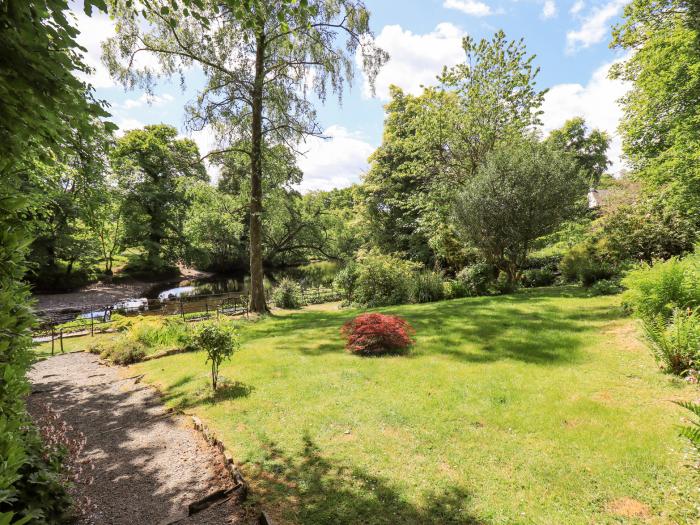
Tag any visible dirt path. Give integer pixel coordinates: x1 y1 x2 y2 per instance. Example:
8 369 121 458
27 353 254 525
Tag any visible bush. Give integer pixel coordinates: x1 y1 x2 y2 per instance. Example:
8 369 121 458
589 279 622 296
341 313 415 356
622 252 700 322
410 271 445 303
95 316 193 364
336 252 420 307
333 262 358 304
642 309 700 375
129 317 191 349
271 278 303 309
443 280 469 299
100 340 147 365
456 262 493 296
194 321 240 390
520 268 556 288
560 242 617 286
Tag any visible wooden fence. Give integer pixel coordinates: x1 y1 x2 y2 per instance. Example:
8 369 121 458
33 286 340 343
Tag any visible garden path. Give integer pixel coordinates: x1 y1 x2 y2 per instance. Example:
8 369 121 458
27 353 254 525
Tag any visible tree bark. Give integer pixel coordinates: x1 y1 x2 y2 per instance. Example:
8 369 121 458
248 31 268 314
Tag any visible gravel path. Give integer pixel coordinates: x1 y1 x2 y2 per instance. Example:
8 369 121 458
27 353 254 525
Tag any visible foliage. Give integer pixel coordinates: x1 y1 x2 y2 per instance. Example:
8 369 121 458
456 263 494 297
100 340 147 366
612 0 700 215
675 401 700 455
272 278 303 309
410 271 445 304
560 242 617 286
104 0 388 313
111 125 206 272
299 261 341 287
341 313 415 356
195 321 240 391
589 279 622 296
333 263 359 305
621 252 700 322
546 117 610 188
363 31 546 269
594 195 697 264
453 137 587 285
520 268 556 288
95 316 193 364
128 317 191 349
336 252 420 307
642 309 700 375
0 0 110 522
182 180 245 271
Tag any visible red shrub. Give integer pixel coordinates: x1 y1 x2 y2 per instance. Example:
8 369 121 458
341 313 415 356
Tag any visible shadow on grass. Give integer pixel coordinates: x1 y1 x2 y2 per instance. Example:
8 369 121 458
242 287 621 366
251 434 484 525
161 376 255 410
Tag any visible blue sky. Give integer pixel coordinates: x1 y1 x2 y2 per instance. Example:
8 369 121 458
70 0 630 191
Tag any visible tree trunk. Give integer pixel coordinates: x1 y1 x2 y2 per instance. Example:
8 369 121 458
248 32 268 314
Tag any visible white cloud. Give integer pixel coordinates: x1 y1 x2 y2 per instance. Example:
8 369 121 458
443 0 499 17
114 117 145 136
70 8 165 88
71 9 117 88
360 23 467 100
542 0 557 19
570 0 585 16
566 0 629 52
122 93 175 109
541 60 630 174
295 126 375 192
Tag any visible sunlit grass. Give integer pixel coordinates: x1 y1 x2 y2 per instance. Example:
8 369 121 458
62 288 700 523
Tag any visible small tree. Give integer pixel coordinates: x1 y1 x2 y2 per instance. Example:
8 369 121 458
452 137 586 286
195 322 240 391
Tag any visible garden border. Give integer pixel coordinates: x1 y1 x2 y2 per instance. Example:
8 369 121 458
190 415 248 500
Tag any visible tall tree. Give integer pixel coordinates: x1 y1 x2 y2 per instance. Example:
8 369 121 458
363 31 546 269
452 137 586 285
546 117 610 188
104 0 387 312
611 0 700 227
111 124 206 271
434 30 547 181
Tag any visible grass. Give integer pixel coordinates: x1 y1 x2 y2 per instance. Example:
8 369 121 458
58 288 700 523
32 332 120 361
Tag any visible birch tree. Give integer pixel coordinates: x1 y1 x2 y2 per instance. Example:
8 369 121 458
104 0 387 312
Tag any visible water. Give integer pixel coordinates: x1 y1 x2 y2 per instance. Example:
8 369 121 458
145 274 249 301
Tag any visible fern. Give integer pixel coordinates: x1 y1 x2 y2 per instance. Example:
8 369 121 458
675 401 700 453
641 309 700 375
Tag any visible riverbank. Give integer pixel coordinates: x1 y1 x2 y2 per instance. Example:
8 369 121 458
33 266 213 311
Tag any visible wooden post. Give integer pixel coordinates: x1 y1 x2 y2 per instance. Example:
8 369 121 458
60 329 64 353
180 297 184 319
205 298 209 318
90 309 94 337
51 326 55 356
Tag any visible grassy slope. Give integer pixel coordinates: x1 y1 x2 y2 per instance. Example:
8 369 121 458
117 289 695 523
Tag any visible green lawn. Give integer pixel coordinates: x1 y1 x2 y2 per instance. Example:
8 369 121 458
65 288 700 523
32 332 119 361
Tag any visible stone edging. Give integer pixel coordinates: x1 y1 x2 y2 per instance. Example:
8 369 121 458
190 416 248 500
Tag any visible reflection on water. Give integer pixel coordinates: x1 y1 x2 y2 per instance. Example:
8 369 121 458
148 276 248 301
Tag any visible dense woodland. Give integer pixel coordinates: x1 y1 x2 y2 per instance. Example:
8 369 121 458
2 0 700 522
